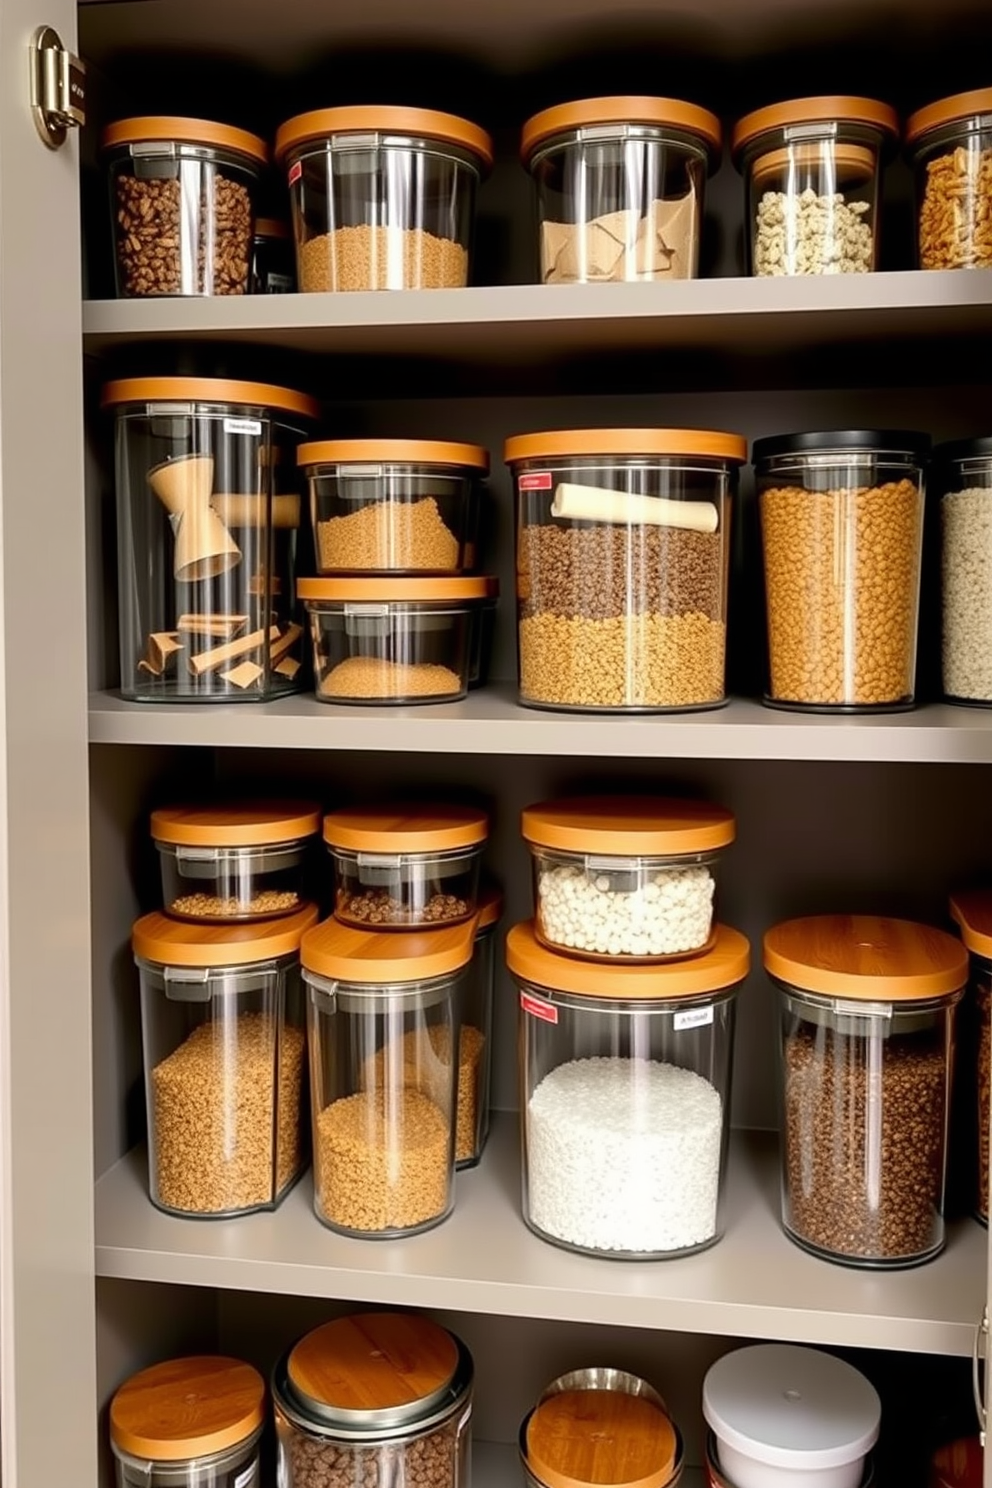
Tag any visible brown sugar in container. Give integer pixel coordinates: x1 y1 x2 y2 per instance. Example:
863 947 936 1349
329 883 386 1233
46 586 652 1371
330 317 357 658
949 890 992 1223
520 1372 682 1488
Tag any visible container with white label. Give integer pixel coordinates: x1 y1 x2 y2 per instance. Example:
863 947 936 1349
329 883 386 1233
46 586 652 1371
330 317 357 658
506 920 749 1259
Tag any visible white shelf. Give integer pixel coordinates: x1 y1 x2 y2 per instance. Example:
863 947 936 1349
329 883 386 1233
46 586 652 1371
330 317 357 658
95 1118 985 1356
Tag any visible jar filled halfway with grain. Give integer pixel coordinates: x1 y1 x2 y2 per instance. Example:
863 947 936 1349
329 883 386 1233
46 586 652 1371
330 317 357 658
273 1313 473 1488
755 429 929 712
302 915 477 1236
133 904 317 1218
907 90 992 271
765 914 967 1268
949 891 992 1225
506 428 745 712
935 437 992 706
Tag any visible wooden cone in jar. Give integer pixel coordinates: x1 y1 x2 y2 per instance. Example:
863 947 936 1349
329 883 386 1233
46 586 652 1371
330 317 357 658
148 454 241 583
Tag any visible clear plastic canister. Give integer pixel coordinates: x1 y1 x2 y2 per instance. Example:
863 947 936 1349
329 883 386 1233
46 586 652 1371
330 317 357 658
731 97 897 276
457 885 502 1168
250 216 296 293
467 579 499 688
272 1313 473 1488
299 439 489 574
505 428 745 712
765 914 967 1267
949 891 992 1225
754 430 929 712
103 376 318 702
103 117 267 297
906 89 992 270
935 437 992 705
110 1356 265 1488
522 796 734 962
275 106 493 292
507 921 749 1258
521 96 721 284
132 905 317 1218
521 1372 683 1488
301 916 477 1236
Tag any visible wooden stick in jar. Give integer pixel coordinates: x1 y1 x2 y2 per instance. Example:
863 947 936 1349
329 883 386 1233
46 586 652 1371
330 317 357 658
188 624 280 676
551 483 719 532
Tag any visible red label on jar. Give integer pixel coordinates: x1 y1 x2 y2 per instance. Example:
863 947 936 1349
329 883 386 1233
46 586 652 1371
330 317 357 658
520 991 558 1023
518 472 553 491
288 161 303 187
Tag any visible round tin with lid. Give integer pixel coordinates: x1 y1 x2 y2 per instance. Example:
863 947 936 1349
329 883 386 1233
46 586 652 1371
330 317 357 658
133 902 318 968
111 1355 265 1485
521 95 722 167
101 376 319 422
522 1383 680 1488
763 914 968 1002
275 105 493 171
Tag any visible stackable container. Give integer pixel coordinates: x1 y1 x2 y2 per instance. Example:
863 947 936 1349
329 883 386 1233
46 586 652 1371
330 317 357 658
949 891 992 1224
507 921 749 1258
935 437 992 706
323 803 487 930
907 90 992 271
521 96 721 284
521 796 735 961
467 575 499 688
755 430 929 712
103 377 318 702
250 217 295 293
765 914 968 1267
301 917 477 1235
103 117 267 297
458 885 503 1167
151 801 320 921
132 905 317 1217
110 1356 265 1488
299 439 490 574
273 1314 473 1488
505 429 746 712
521 1370 683 1488
275 106 493 292
703 1346 881 1488
731 98 898 276
300 576 493 704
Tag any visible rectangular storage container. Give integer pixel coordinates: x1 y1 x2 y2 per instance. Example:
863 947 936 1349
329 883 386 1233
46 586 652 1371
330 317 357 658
151 801 320 921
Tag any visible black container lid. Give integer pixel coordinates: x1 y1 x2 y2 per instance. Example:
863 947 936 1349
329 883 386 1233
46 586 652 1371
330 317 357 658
752 429 931 463
933 436 992 465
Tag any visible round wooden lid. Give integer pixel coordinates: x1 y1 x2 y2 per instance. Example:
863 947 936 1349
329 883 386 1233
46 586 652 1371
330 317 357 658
906 88 992 145
100 376 319 421
751 142 876 183
526 1390 678 1488
949 891 992 959
287 1314 459 1425
323 802 488 852
302 913 478 983
133 903 318 968
507 921 749 1000
298 438 490 472
298 576 497 603
275 106 493 170
110 1356 265 1461
102 116 268 164
731 96 898 157
521 95 721 162
763 915 968 1000
151 800 321 848
505 428 747 464
522 797 735 855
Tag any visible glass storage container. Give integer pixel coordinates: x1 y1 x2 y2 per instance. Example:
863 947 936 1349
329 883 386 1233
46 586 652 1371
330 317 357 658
949 890 992 1224
506 428 745 712
273 1313 473 1488
132 904 317 1217
151 800 321 921
507 920 749 1258
467 576 499 688
935 437 992 706
765 913 967 1267
521 1370 683 1488
301 916 477 1235
521 96 721 284
299 439 489 574
110 1355 265 1488
457 884 503 1168
103 376 318 702
323 803 487 930
103 117 267 297
703 1346 880 1488
300 576 491 703
907 89 992 270
250 216 296 292
522 795 735 962
731 98 897 276
755 430 929 712
275 106 493 291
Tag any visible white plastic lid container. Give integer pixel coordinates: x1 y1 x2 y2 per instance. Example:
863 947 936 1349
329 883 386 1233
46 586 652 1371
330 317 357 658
702 1345 880 1488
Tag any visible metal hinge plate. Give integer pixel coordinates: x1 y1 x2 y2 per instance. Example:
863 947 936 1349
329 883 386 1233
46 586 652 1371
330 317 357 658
30 25 85 149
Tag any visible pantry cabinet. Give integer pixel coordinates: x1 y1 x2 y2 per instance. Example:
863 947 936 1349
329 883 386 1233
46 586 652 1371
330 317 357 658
4 0 992 1484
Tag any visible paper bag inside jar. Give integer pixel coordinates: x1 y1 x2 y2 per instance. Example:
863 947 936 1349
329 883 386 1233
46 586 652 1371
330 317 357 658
542 193 697 283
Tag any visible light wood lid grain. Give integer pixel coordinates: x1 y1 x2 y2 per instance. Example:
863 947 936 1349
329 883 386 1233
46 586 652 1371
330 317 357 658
151 800 321 848
751 142 876 182
906 88 992 145
949 892 992 959
299 576 497 602
522 797 735 855
287 1314 459 1419
526 1390 678 1488
102 116 268 164
133 902 318 968
505 429 747 464
732 97 898 157
275 107 493 169
323 802 488 852
521 96 721 162
302 913 478 982
299 438 490 471
100 377 319 421
507 921 749 1000
110 1356 265 1461
763 915 968 999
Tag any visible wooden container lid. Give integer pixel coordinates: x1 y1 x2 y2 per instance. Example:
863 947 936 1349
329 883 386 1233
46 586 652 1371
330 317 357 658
101 376 319 421
275 106 493 170
732 97 899 158
110 1356 265 1461
287 1314 460 1426
521 95 721 163
507 921 749 1001
255 217 291 238
298 438 490 472
949 891 992 959
151 800 321 848
526 1389 678 1488
133 902 318 968
763 915 968 1000
522 797 735 855
102 116 268 165
477 884 504 932
323 802 488 852
751 142 876 183
906 88 992 146
504 429 747 464
302 913 478 983
299 576 497 603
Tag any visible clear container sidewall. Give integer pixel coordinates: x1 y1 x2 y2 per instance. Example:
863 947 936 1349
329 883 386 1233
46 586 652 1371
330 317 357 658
156 840 308 921
112 1426 262 1488
306 460 480 574
327 841 484 927
457 927 496 1165
971 953 992 1222
939 459 992 704
306 600 472 704
909 115 992 269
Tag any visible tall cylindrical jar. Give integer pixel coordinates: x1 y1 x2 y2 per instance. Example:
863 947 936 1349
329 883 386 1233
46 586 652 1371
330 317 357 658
906 89 992 270
505 428 746 712
765 914 968 1267
103 376 318 701
507 921 749 1258
936 438 992 706
949 890 992 1225
755 430 929 711
133 905 317 1218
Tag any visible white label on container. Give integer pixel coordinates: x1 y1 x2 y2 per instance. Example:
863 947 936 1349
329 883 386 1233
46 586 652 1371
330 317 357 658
223 417 263 436
520 991 558 1024
234 1463 258 1488
673 1005 714 1032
